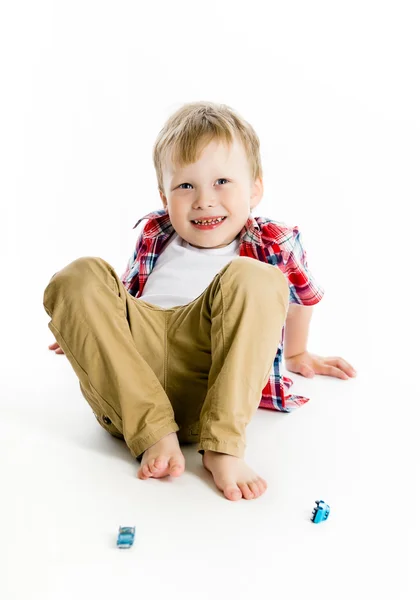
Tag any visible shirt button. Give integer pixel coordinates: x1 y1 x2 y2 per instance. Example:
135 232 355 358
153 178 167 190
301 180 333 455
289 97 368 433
102 416 112 425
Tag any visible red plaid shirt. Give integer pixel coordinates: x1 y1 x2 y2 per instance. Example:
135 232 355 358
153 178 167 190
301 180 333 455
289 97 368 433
121 209 324 412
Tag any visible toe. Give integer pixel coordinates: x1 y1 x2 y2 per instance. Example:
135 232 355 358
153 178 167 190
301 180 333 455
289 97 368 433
150 457 168 473
144 464 153 478
249 481 261 498
258 477 268 493
238 483 254 500
154 457 169 470
224 484 242 501
168 457 184 477
137 465 151 480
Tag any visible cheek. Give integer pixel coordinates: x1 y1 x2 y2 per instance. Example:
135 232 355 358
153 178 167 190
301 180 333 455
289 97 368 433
169 204 189 224
224 187 247 203
225 195 250 217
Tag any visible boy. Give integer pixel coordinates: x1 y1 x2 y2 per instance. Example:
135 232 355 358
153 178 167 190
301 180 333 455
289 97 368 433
44 101 356 501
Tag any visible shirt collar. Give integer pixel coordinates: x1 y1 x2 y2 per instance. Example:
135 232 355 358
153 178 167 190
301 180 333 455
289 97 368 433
132 209 263 246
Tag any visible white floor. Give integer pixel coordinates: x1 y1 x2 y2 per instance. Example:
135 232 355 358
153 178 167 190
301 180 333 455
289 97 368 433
2 306 418 600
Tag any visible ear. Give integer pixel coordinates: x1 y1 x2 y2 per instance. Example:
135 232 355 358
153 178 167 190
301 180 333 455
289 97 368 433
159 190 168 210
250 177 264 211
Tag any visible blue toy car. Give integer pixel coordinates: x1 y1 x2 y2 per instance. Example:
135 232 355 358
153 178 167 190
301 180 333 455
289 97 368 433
311 500 330 524
117 526 136 549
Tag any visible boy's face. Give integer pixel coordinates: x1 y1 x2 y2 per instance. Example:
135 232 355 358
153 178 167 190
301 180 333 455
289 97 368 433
159 135 263 249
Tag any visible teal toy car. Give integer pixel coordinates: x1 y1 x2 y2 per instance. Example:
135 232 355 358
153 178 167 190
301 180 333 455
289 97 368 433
311 500 330 524
117 526 136 548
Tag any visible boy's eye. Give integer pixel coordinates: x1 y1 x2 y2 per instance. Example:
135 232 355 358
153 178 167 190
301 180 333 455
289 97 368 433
178 179 228 189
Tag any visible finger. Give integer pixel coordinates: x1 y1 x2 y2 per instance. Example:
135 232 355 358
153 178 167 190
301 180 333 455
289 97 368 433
56 348 65 354
319 365 349 379
299 364 315 378
324 357 356 377
48 342 59 350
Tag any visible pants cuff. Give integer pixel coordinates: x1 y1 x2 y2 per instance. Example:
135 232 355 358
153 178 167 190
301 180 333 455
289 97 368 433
198 439 245 459
128 422 180 459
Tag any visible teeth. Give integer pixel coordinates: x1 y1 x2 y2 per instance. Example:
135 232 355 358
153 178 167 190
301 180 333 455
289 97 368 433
193 217 225 225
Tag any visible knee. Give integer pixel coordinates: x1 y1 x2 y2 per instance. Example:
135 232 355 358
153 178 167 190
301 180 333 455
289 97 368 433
47 256 108 287
43 257 109 311
226 256 262 279
227 257 289 305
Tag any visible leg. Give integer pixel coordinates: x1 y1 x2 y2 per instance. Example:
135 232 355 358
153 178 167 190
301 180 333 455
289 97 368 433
43 256 181 460
166 257 290 500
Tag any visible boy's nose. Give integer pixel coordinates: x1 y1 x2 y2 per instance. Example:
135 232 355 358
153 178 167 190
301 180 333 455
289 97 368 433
192 189 218 208
193 198 218 210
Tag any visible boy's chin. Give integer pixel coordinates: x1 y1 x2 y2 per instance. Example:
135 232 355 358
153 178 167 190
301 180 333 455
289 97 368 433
187 233 239 250
172 219 244 248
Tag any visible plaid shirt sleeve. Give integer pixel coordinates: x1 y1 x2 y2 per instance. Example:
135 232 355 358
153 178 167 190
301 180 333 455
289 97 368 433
120 229 144 297
283 226 324 305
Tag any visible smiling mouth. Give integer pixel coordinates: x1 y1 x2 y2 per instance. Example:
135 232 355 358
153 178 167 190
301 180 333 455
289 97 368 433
190 216 227 225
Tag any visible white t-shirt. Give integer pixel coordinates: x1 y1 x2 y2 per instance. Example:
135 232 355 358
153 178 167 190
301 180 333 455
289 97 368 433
139 232 241 308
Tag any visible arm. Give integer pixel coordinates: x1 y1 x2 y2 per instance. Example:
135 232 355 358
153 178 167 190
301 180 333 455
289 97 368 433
284 303 357 379
280 226 355 379
284 303 314 359
280 225 322 360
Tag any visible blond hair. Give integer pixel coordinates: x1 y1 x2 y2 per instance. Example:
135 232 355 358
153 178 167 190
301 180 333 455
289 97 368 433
152 101 263 193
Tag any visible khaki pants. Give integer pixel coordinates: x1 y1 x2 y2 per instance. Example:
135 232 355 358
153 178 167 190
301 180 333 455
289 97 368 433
43 256 289 460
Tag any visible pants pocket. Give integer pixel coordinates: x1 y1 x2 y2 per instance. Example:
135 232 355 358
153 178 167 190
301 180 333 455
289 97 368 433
79 381 125 440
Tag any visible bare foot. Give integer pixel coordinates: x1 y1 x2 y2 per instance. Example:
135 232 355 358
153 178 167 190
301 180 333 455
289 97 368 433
202 450 267 501
137 432 185 480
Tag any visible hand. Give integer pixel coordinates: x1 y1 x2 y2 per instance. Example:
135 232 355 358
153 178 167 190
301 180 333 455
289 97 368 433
48 342 64 355
285 351 357 380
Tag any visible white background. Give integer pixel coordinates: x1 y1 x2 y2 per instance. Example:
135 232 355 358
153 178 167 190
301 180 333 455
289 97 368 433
1 1 419 599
